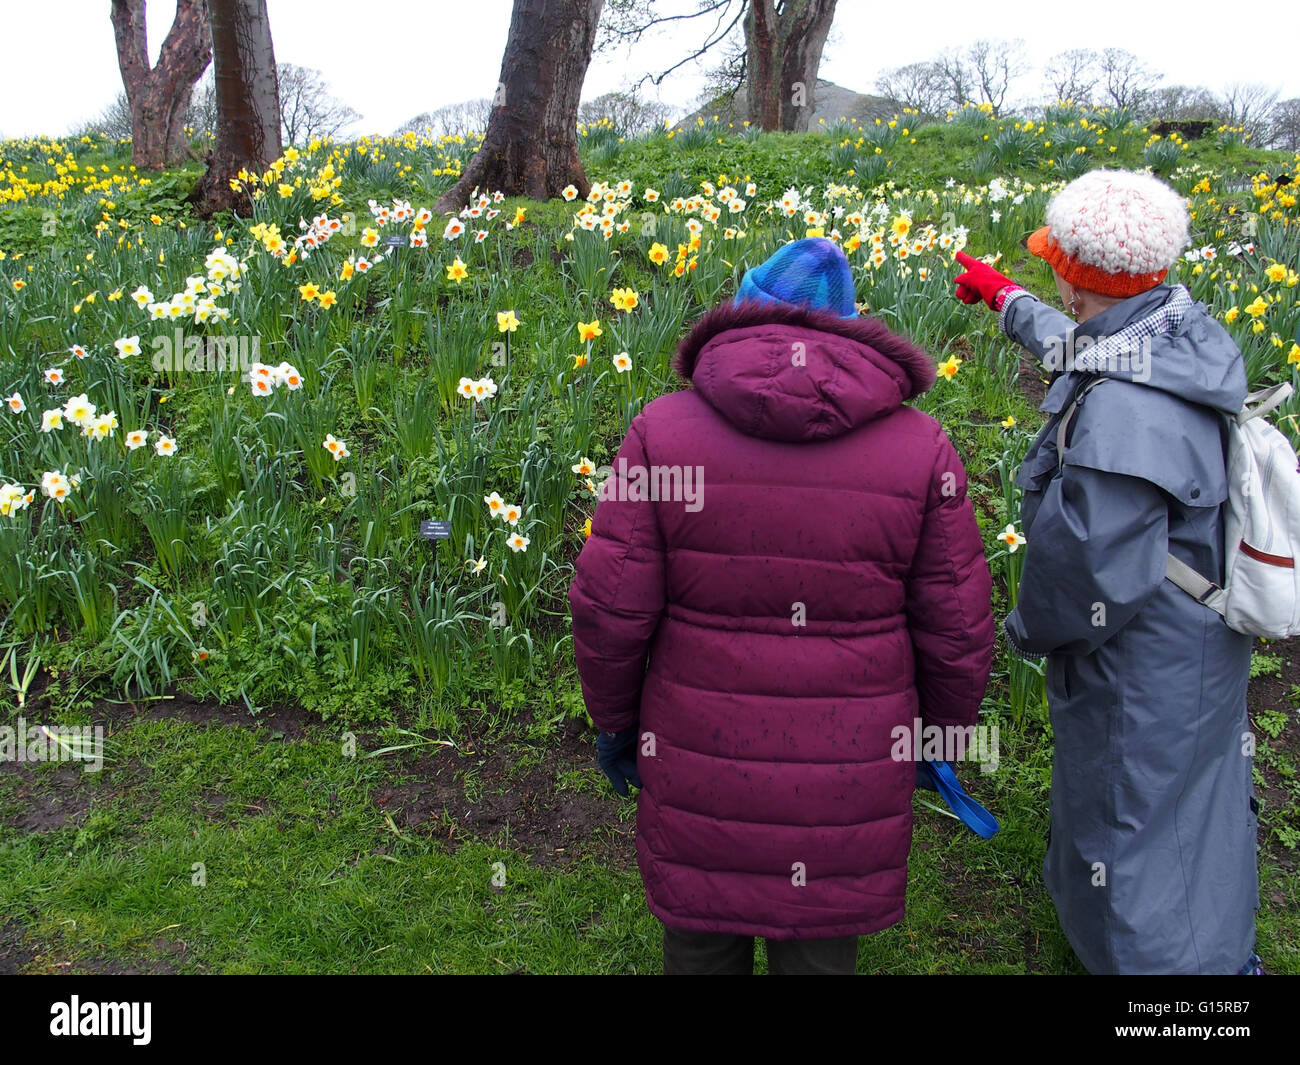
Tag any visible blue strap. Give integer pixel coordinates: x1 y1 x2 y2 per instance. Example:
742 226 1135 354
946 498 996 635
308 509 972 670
915 760 1000 839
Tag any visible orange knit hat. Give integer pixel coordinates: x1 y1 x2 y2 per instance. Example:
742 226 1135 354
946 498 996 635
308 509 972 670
1026 226 1168 298
1026 169 1189 299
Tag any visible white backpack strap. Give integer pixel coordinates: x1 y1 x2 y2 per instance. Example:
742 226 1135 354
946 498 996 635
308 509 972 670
1238 381 1293 425
1055 376 1109 472
1166 552 1227 615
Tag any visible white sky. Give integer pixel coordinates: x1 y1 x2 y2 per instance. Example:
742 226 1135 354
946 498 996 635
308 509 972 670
1 0 1297 139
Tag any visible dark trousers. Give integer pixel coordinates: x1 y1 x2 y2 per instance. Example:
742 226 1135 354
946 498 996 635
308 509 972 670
662 925 858 975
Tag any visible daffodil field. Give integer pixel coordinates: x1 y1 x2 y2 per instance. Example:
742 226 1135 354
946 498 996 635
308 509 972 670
1 105 1298 734
2 101 1300 974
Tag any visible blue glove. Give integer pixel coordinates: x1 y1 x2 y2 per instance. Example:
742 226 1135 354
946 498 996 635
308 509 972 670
596 726 642 797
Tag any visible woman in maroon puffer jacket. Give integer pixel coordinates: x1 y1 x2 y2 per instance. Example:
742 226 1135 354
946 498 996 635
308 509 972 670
568 237 995 974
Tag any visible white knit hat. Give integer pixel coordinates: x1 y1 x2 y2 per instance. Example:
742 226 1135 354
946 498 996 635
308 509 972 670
1027 169 1189 297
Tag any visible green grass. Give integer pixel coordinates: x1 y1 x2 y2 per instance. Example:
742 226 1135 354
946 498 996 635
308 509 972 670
0 708 1080 974
2 693 1295 973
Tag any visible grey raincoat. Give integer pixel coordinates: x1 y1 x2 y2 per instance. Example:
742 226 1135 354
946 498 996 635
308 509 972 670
1000 283 1258 975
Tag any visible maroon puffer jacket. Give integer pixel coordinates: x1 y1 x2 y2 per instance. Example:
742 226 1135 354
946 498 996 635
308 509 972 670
568 300 994 939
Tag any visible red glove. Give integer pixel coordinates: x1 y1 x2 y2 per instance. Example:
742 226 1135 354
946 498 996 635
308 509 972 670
954 251 1021 310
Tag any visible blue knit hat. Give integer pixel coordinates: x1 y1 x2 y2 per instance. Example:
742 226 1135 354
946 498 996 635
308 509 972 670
734 237 858 318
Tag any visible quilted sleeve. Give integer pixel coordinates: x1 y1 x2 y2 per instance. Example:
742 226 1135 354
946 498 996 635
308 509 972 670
904 427 996 729
567 414 667 733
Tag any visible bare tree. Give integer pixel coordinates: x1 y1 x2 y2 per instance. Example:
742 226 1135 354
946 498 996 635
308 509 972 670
1269 98 1300 151
967 38 1026 116
1144 84 1225 123
600 0 747 98
1221 82 1280 141
194 0 281 216
278 63 361 145
1098 48 1161 113
395 99 494 139
579 90 673 135
600 0 839 132
697 34 749 109
1043 48 1100 105
875 62 947 119
80 92 136 140
434 0 604 214
183 70 218 137
110 0 213 168
932 48 973 111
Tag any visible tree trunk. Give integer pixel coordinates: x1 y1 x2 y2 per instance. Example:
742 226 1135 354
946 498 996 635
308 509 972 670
193 0 281 217
111 0 212 169
778 0 836 132
433 0 605 215
745 1 781 132
744 0 838 132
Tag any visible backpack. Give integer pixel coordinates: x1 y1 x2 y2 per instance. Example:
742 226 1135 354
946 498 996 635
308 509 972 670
1057 377 1300 638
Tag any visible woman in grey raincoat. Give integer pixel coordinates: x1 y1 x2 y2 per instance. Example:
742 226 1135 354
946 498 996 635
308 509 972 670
953 168 1260 975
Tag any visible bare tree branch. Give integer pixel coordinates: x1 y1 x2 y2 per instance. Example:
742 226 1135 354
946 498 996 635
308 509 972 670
597 0 733 48
1044 48 1100 105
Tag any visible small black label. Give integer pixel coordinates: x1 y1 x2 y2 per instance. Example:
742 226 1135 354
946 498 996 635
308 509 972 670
420 520 451 539
384 233 405 247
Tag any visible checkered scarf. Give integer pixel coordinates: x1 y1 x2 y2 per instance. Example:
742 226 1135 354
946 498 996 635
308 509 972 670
1071 285 1194 372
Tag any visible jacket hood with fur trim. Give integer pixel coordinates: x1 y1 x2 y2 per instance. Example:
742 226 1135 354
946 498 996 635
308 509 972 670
673 300 937 443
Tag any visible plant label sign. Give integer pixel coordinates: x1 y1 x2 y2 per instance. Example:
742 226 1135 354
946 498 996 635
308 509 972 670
384 234 405 248
419 520 452 540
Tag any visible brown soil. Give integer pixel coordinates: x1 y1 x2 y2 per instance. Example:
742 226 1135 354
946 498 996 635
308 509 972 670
1016 348 1050 410
0 921 185 975
371 712 634 870
1 681 631 972
1245 638 1300 881
0 760 100 833
7 678 629 865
